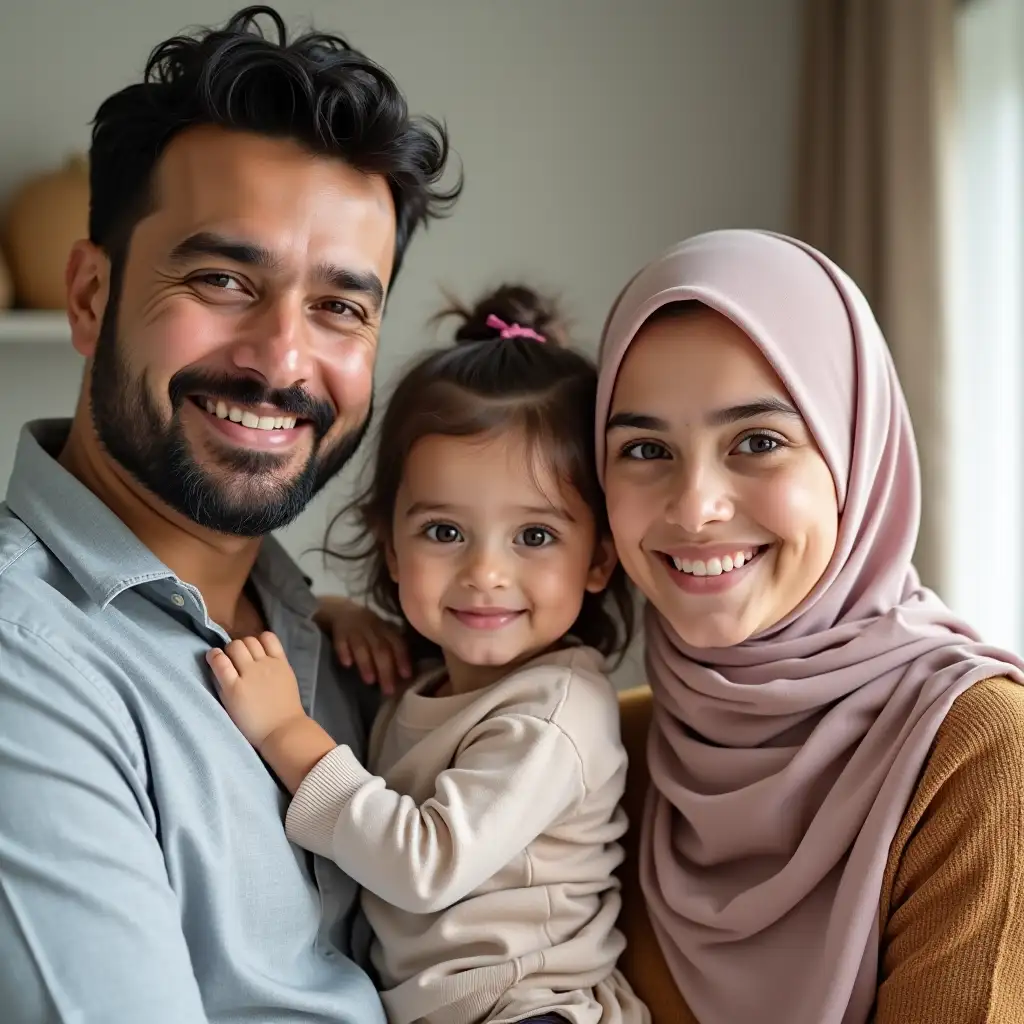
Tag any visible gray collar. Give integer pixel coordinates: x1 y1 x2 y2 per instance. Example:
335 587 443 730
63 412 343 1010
5 419 318 616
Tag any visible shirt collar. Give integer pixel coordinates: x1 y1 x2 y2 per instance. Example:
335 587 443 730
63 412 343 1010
5 419 317 617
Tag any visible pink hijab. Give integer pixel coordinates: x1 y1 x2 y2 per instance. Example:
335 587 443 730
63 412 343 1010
596 230 1024 1024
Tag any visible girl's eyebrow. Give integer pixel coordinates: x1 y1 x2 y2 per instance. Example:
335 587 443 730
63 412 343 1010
404 501 460 516
404 501 574 522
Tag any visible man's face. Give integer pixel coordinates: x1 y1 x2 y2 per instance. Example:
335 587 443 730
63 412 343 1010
81 126 396 536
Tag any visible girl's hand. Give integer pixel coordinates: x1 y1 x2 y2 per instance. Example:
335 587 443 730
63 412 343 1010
207 631 307 750
314 595 412 695
207 632 337 794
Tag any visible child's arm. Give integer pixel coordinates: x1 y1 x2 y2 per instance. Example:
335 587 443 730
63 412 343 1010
313 595 412 695
209 636 593 914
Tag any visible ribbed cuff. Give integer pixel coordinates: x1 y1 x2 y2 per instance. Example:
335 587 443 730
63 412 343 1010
284 744 370 859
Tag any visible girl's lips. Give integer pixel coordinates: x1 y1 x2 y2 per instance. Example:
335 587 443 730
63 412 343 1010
447 608 525 630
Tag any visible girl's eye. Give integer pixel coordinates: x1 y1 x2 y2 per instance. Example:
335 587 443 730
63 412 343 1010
424 523 463 544
622 440 670 461
516 526 555 548
734 433 783 455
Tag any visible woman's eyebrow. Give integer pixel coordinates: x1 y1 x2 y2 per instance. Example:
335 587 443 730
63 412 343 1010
607 398 798 433
706 397 800 426
606 412 670 432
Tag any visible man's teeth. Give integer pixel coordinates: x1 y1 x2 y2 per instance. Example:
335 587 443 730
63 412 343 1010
669 549 758 576
204 400 297 431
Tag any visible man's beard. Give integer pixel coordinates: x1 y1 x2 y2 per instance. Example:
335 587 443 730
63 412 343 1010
88 309 370 537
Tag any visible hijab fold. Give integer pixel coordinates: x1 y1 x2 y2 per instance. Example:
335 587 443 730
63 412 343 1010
595 230 1024 1024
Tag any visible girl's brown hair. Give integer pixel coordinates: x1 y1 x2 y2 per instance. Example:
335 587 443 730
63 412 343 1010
326 283 634 662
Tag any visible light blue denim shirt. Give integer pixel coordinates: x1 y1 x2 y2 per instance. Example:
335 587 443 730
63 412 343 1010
0 420 385 1024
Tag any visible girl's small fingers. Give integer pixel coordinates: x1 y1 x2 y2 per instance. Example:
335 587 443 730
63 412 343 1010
351 642 377 683
369 642 398 696
241 636 267 660
389 635 413 680
334 637 353 667
206 649 239 687
259 631 285 658
223 638 254 670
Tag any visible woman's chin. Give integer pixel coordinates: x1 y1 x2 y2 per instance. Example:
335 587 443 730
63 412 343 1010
655 605 759 650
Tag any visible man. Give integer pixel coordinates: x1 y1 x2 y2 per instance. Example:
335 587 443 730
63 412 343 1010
0 7 458 1022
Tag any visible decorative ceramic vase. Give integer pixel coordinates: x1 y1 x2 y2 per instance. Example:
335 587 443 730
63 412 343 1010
3 154 89 309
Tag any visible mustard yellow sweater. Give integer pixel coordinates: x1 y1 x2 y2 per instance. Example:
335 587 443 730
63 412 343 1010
615 676 1024 1023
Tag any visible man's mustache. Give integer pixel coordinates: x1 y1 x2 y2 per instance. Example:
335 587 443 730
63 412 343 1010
168 369 337 442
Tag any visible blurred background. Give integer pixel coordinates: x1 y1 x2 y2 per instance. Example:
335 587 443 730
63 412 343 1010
0 0 1020 685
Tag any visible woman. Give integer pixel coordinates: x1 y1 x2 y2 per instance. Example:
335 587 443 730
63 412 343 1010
598 229 1024 1023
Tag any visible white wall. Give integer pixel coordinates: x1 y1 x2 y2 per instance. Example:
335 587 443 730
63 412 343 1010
0 0 802 683
948 0 1024 652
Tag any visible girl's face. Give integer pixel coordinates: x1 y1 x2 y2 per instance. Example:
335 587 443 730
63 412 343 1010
603 306 839 648
387 429 615 688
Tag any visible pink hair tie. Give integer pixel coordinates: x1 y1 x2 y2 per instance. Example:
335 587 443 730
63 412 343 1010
486 313 546 343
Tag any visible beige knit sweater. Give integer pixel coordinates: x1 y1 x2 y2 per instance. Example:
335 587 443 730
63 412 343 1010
285 646 649 1024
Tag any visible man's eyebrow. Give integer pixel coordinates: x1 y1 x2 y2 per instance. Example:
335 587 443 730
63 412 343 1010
167 231 385 314
167 232 278 269
313 263 384 314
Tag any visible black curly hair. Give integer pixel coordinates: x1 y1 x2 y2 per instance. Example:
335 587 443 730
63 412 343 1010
88 5 459 290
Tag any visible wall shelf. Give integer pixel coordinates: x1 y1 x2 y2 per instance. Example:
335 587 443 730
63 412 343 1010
0 311 70 345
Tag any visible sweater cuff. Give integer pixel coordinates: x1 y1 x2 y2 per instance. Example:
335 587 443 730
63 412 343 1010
284 744 371 859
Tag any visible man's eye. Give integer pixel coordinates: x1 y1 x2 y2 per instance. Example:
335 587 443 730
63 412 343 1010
321 300 363 320
194 273 244 291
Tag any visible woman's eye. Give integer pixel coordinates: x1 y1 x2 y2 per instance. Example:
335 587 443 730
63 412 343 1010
516 526 555 548
623 440 669 461
424 523 462 544
734 433 782 455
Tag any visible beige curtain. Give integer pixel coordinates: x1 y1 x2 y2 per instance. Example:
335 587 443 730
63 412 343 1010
795 0 957 593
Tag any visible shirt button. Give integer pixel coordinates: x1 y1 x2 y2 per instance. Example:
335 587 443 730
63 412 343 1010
171 593 186 607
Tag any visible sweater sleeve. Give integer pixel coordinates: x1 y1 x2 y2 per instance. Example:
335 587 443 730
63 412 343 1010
875 677 1024 1023
284 713 586 914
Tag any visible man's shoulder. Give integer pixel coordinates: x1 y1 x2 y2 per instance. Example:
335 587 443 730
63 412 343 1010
0 503 122 710
0 502 82 624
0 501 41 577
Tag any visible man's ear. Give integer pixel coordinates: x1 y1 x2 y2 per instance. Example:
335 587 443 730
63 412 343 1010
66 239 111 359
585 535 618 594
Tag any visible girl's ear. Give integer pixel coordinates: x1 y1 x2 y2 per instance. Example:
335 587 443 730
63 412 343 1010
585 535 618 593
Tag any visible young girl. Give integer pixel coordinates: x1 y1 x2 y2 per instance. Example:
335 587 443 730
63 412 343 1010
208 286 650 1024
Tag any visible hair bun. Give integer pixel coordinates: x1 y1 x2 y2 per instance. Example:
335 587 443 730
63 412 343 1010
436 283 570 348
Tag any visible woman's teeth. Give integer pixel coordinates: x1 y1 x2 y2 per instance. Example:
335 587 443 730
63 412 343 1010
204 399 297 432
668 549 759 577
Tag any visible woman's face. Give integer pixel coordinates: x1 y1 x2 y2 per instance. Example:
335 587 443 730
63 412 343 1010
603 306 839 648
